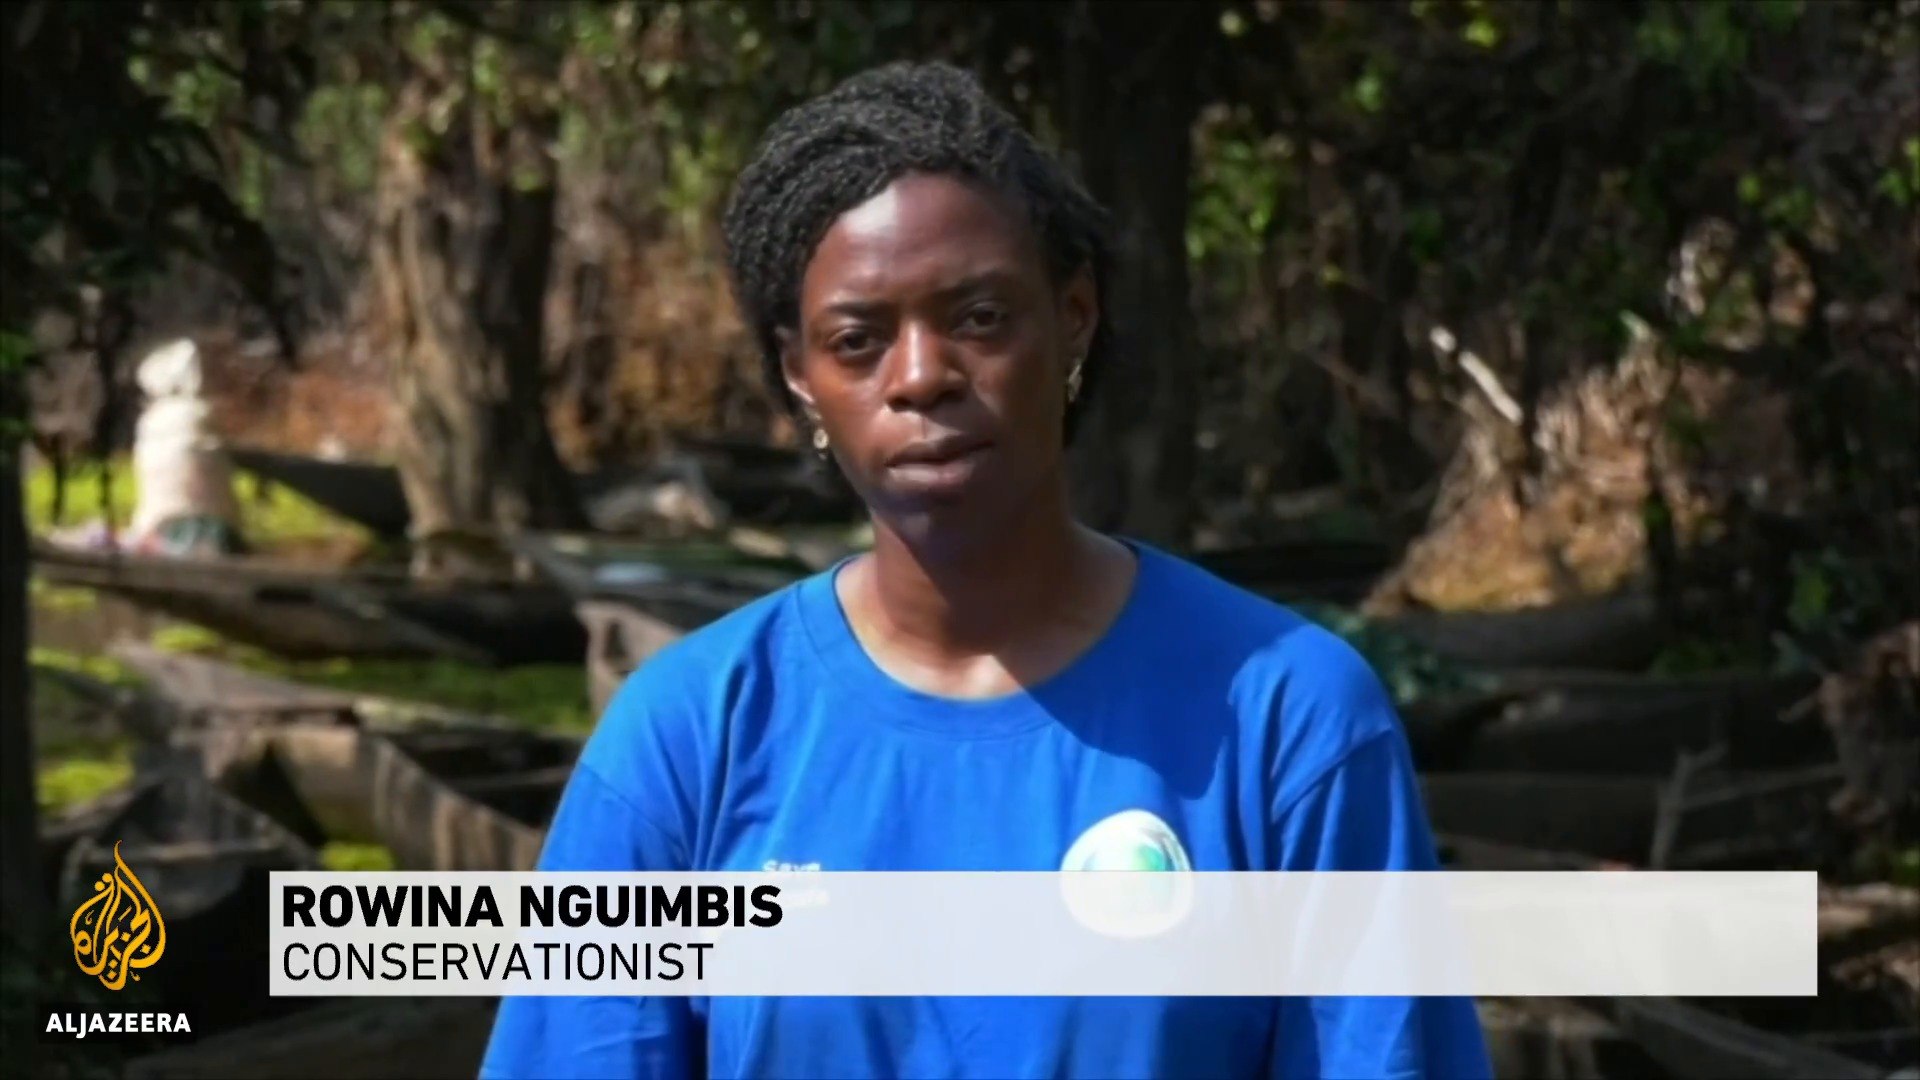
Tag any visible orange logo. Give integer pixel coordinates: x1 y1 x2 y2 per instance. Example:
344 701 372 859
70 842 167 990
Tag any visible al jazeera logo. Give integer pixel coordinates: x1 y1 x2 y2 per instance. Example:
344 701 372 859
41 842 195 1041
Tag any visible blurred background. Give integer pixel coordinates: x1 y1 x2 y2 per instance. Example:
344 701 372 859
2 1 1916 1077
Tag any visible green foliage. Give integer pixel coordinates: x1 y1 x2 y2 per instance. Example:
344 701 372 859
296 83 388 193
30 646 136 688
1348 64 1388 116
143 616 593 732
1462 15 1501 50
321 841 397 871
25 455 371 547
25 457 135 530
1294 603 1494 704
1649 635 1768 676
1188 110 1285 266
36 751 134 813
1777 547 1900 672
29 579 99 614
279 659 594 733
1876 137 1920 208
1892 847 1920 889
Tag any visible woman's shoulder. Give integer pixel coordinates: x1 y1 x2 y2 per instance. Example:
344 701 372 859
1138 543 1401 746
570 574 821 818
1137 544 1340 655
609 574 816 703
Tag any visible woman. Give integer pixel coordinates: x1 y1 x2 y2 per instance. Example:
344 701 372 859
484 61 1491 1080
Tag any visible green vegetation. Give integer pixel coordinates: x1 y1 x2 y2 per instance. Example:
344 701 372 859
1294 603 1493 705
29 578 99 613
30 646 136 687
321 841 398 871
36 750 133 814
29 657 138 813
281 659 593 733
26 455 371 550
1892 847 1920 889
141 625 594 733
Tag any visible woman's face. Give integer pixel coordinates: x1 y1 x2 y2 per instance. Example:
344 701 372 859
781 172 1097 544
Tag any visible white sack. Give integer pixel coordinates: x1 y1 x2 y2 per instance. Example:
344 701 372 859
128 339 238 541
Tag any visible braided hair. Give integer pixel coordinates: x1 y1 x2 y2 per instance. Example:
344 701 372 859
721 61 1114 441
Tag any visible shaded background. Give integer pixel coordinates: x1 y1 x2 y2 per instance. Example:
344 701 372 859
2 1 1916 1077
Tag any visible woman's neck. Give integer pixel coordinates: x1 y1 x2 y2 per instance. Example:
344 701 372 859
844 480 1129 682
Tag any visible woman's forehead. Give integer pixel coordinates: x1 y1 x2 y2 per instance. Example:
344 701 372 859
801 173 1042 309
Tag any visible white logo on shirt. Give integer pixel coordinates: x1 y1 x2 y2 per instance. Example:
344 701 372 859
1059 809 1194 938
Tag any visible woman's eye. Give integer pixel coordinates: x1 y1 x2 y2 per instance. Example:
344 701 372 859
830 330 877 357
961 306 1007 333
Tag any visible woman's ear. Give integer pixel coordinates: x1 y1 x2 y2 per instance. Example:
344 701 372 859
776 327 816 414
1059 266 1099 366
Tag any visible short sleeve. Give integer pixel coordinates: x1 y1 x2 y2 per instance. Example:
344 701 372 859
478 749 703 1078
1267 722 1493 1079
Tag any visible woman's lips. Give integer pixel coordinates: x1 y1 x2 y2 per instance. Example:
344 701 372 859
884 439 993 496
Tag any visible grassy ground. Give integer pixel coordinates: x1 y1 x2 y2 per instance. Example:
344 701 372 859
27 455 588 817
27 455 372 553
30 648 139 815
30 633 593 816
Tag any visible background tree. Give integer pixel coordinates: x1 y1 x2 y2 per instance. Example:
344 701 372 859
7 5 1916 991
1 0 298 1060
368 4 586 539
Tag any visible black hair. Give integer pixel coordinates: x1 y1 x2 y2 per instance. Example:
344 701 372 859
721 60 1114 441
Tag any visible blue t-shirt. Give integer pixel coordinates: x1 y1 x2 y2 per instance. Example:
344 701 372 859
483 542 1492 1079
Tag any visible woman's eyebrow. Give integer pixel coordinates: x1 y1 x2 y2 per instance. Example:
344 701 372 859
817 297 891 319
927 269 1021 302
815 268 1020 318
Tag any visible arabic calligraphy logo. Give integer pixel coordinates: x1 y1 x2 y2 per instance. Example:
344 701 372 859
70 842 167 991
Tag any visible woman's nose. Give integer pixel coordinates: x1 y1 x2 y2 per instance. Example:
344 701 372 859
884 323 960 411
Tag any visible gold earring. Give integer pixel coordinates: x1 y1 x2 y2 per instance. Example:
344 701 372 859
1066 357 1085 404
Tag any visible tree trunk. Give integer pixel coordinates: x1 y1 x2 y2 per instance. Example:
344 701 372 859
371 76 584 545
1058 3 1205 547
1 335 42 1014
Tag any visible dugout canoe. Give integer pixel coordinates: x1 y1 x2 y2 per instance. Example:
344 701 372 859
125 998 497 1080
111 647 578 870
1423 669 1827 775
1375 590 1669 672
1189 540 1395 606
1611 999 1883 1080
1424 761 1850 868
251 720 577 872
511 531 787 714
228 447 413 538
31 544 584 665
230 443 858 540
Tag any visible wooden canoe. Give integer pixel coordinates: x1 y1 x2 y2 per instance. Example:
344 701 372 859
1377 591 1669 672
1611 998 1883 1080
230 444 859 540
125 998 497 1080
114 647 579 871
1425 764 1850 868
32 544 585 665
1190 540 1394 606
1428 670 1826 775
1423 774 1668 863
511 531 783 714
228 447 413 538
256 721 576 871
1476 998 1666 1080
